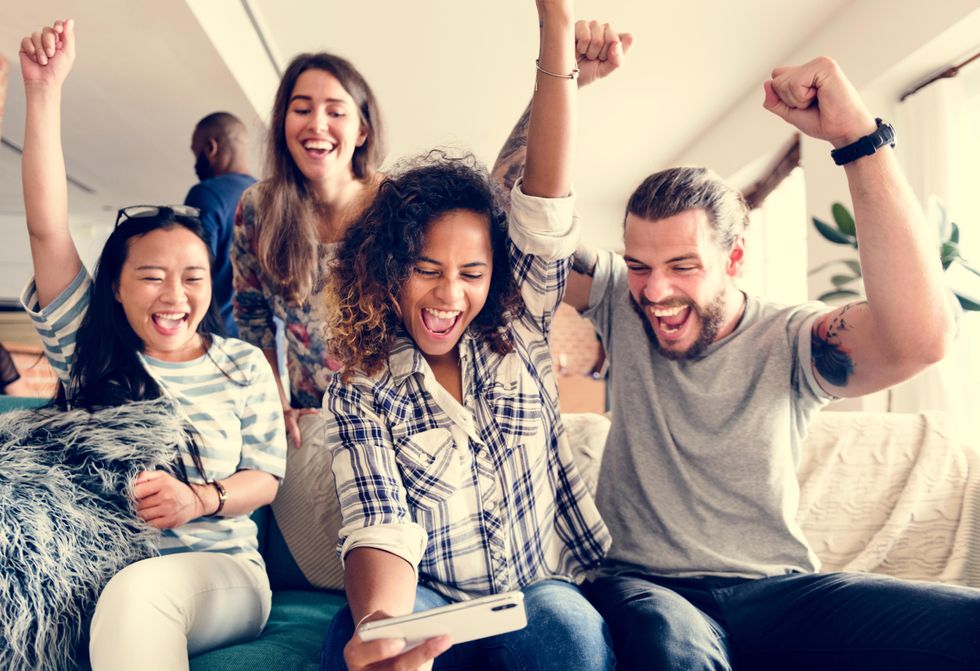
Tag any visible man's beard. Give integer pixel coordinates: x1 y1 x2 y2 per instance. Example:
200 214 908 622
630 290 727 361
194 151 215 181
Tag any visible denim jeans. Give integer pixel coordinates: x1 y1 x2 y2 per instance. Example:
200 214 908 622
585 571 980 671
321 579 614 670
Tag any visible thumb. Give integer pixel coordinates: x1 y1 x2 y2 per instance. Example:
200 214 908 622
61 19 75 58
761 80 791 119
619 33 634 55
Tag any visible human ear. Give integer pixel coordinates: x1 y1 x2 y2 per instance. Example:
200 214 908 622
726 237 745 276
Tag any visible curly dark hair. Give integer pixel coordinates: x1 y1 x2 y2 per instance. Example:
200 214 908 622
326 151 525 380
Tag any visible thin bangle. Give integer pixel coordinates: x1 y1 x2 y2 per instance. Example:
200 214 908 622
210 480 227 516
535 58 579 80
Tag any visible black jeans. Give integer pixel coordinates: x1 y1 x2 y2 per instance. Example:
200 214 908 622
585 571 980 670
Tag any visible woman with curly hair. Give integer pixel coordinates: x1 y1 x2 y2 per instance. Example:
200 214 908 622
318 2 617 670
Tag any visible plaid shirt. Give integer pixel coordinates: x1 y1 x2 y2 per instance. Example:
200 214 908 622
325 184 610 601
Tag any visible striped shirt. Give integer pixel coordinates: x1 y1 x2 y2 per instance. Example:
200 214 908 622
21 270 287 567
325 183 611 602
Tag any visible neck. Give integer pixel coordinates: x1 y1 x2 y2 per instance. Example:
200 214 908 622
715 288 747 341
310 172 367 241
425 347 463 403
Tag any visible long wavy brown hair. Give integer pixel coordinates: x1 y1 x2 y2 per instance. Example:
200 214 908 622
326 152 525 380
254 52 385 305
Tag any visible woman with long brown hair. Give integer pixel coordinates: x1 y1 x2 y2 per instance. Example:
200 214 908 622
232 52 384 447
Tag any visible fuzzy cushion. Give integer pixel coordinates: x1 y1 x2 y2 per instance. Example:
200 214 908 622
0 398 187 671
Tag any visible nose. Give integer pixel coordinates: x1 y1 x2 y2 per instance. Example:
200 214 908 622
160 277 186 304
433 276 464 304
309 107 328 132
642 270 673 305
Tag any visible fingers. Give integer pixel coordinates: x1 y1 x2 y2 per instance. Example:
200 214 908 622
393 636 452 669
346 634 451 671
20 19 73 66
285 412 303 449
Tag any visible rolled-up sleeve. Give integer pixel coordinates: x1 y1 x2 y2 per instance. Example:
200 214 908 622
506 179 579 333
323 374 427 573
507 179 578 261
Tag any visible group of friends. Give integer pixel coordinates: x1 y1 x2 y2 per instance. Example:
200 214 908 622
8 2 980 670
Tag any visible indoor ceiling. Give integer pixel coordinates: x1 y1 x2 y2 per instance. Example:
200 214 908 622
1 0 855 239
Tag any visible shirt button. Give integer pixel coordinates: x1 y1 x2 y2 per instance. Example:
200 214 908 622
485 500 497 512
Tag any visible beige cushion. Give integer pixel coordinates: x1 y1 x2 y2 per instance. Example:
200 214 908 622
270 412 345 590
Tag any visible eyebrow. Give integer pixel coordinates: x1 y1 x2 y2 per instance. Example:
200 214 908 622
418 256 488 268
288 95 351 105
135 265 209 272
622 254 700 265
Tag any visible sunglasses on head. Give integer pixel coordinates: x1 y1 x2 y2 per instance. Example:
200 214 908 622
114 204 201 229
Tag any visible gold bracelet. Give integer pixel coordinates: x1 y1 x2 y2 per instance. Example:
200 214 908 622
535 58 579 80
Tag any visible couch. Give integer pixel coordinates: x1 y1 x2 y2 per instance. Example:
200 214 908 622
2 396 978 670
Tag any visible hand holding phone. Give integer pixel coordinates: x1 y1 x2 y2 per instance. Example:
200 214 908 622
358 590 527 649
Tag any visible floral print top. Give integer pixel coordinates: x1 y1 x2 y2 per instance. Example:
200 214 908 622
231 184 341 409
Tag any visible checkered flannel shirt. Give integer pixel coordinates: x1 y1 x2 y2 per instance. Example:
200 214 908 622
324 182 611 601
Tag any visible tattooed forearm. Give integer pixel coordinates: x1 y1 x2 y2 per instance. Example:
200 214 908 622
572 245 598 276
491 102 532 196
811 301 865 387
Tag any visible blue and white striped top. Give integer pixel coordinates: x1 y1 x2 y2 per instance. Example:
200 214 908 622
21 269 287 567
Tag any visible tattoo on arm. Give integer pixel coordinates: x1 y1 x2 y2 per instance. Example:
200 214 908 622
811 302 864 387
572 246 598 276
491 102 532 196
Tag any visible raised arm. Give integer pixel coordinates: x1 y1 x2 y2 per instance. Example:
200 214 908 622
522 0 577 198
764 57 955 397
493 19 631 312
493 19 632 195
20 19 82 308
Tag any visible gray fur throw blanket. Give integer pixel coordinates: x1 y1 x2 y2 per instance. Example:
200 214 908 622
0 398 187 671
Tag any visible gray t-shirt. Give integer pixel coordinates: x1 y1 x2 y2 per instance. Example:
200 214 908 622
584 250 833 579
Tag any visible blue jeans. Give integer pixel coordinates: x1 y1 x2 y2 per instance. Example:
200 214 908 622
321 580 614 670
585 571 980 670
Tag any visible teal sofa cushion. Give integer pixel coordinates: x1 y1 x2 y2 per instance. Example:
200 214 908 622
190 590 345 671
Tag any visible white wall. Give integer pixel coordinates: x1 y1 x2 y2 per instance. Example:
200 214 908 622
674 0 980 288
673 0 980 411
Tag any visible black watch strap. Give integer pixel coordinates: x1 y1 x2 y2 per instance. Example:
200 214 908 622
830 118 896 166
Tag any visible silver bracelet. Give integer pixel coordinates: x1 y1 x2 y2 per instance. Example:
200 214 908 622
535 58 579 80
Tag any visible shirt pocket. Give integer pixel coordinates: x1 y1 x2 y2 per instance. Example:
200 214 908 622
394 428 460 510
483 352 544 441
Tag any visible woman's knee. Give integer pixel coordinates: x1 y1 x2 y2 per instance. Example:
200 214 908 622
519 581 614 669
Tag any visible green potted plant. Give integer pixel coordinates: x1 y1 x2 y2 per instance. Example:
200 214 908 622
809 201 980 310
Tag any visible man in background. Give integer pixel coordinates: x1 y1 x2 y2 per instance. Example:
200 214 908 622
184 112 255 337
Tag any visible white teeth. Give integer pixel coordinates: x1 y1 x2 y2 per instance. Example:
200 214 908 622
303 139 334 151
424 308 461 320
652 305 686 317
155 313 186 320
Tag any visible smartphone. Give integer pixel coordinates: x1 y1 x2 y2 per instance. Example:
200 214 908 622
358 590 527 648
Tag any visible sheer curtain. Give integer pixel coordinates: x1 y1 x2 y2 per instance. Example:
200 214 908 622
891 71 980 446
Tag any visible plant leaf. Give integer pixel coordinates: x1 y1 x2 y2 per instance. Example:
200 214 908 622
941 242 961 269
832 203 857 236
830 274 859 288
958 259 980 277
950 222 960 244
955 292 980 311
818 289 862 302
843 260 862 276
813 217 854 245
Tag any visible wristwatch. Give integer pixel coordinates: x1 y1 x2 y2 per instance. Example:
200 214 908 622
831 118 896 166
210 480 227 516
